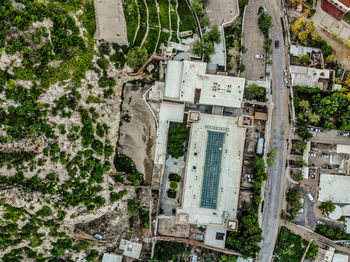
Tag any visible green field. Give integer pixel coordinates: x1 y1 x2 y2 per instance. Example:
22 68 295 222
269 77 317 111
273 227 307 262
178 0 196 32
123 0 139 43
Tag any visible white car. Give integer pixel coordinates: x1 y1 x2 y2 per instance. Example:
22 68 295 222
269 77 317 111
315 128 322 133
248 178 254 183
317 220 325 225
298 208 304 213
309 152 316 157
306 193 315 203
256 54 264 59
321 154 329 158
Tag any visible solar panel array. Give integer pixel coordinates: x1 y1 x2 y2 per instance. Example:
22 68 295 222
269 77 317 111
200 131 225 209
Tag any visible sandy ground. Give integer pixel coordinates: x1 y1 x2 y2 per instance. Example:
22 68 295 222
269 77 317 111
206 0 238 26
118 84 157 185
94 0 128 44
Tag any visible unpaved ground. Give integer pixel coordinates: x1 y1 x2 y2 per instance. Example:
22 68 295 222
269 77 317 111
94 0 128 43
206 0 238 26
118 84 157 185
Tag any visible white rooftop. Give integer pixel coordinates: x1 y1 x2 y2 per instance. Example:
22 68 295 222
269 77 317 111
332 253 349 262
337 144 350 154
178 113 245 225
159 102 185 122
319 174 350 204
102 253 123 262
204 224 226 248
119 239 142 259
164 60 244 108
289 65 330 88
290 45 321 57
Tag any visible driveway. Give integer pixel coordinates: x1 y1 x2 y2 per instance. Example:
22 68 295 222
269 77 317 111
257 0 289 261
240 0 266 81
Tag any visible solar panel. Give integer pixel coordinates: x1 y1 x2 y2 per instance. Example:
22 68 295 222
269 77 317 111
200 131 225 209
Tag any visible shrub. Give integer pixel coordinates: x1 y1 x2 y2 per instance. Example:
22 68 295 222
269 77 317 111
110 189 128 202
169 173 181 182
96 57 109 70
167 124 188 158
244 83 267 102
127 199 141 215
170 181 178 190
167 189 176 198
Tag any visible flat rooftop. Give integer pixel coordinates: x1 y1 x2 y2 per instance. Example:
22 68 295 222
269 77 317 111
178 114 245 225
164 60 245 108
319 174 350 204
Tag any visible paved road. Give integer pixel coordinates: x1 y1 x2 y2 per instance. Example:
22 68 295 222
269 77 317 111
258 0 289 261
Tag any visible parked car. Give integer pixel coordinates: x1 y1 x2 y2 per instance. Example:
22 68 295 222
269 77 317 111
248 178 254 183
256 54 264 59
309 152 316 157
284 70 288 77
308 127 314 131
247 174 253 178
306 193 315 203
300 198 304 205
339 132 350 137
298 208 304 213
315 128 322 133
275 40 280 49
317 220 325 225
321 154 329 158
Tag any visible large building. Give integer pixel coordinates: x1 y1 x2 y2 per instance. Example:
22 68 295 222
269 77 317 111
177 113 245 225
154 60 247 229
321 0 350 20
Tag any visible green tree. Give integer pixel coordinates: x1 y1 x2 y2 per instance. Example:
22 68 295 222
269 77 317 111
189 0 203 15
306 242 319 259
258 12 272 37
125 47 148 69
244 84 267 101
299 54 311 65
208 25 221 44
170 181 178 190
193 38 215 61
127 199 141 215
319 201 335 216
96 57 109 70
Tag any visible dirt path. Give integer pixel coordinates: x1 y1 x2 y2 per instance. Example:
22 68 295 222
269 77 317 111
133 0 141 45
141 0 150 47
175 0 180 41
154 0 161 54
167 0 172 42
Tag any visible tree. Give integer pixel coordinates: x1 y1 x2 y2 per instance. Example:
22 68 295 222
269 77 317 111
299 54 310 65
319 201 335 216
189 0 203 15
127 199 141 215
309 113 320 124
208 25 221 44
244 83 267 102
306 242 319 259
299 100 310 111
267 146 278 167
192 38 215 61
125 47 148 69
295 140 307 152
344 73 350 87
170 181 178 190
258 12 272 37
96 57 109 70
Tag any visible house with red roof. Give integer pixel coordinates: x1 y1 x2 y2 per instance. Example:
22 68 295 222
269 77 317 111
321 0 350 20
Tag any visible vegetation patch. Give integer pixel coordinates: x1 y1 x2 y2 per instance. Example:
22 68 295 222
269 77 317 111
273 226 308 262
167 123 188 158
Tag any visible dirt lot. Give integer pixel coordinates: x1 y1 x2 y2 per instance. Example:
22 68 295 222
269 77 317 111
118 84 157 185
206 0 238 26
94 0 128 43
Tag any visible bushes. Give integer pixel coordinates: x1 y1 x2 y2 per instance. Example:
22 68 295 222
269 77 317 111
167 124 188 158
315 224 350 240
319 201 335 216
244 83 267 102
258 12 272 38
114 152 143 186
284 187 302 221
96 57 110 70
167 189 176 198
170 181 178 190
154 241 185 261
125 46 148 69
169 173 181 182
110 189 128 202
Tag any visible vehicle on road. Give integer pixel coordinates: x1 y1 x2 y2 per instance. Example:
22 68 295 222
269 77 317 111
306 193 315 203
338 132 350 137
275 40 279 49
256 54 264 59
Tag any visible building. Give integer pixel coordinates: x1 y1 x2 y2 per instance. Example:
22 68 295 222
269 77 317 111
102 253 123 262
289 65 331 89
164 60 245 108
332 253 349 262
319 174 350 204
119 239 142 260
321 0 350 20
177 113 245 225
